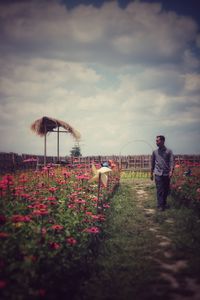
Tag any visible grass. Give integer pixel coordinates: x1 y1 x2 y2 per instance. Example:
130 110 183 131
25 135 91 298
74 178 200 300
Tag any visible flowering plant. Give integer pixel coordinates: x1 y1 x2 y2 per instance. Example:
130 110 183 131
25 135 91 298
171 160 200 203
0 163 120 299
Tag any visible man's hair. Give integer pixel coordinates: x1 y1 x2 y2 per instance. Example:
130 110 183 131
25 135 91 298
157 135 165 142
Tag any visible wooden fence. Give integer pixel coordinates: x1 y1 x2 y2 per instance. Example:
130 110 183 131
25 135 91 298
0 152 200 174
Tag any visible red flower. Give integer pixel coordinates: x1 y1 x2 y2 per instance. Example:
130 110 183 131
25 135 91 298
32 209 49 216
33 204 47 210
0 259 5 269
45 196 57 206
49 187 57 193
0 280 7 289
63 171 71 178
41 227 47 237
0 232 10 239
51 224 64 231
11 214 31 223
85 211 93 216
91 214 105 222
103 204 110 208
24 255 38 263
91 197 98 202
83 226 100 234
68 204 75 209
20 193 31 200
76 174 89 180
66 237 77 246
47 196 57 201
0 215 6 225
38 289 46 297
49 242 61 250
74 199 86 204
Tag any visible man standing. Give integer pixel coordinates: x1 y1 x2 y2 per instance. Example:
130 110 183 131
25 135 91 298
151 135 174 211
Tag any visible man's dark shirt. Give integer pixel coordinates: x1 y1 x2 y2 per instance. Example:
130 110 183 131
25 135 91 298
151 146 174 176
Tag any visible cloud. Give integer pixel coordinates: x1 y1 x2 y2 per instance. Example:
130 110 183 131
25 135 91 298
184 73 200 93
0 1 198 65
0 0 200 156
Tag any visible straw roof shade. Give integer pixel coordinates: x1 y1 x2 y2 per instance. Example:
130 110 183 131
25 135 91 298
31 116 81 140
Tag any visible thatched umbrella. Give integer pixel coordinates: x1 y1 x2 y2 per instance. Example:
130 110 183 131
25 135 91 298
31 116 81 165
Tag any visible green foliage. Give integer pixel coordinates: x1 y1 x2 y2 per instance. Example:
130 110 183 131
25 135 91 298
78 179 200 300
0 166 120 299
171 164 200 203
120 170 151 179
70 143 82 157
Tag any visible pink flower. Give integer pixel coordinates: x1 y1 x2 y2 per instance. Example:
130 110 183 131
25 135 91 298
49 242 61 250
32 209 49 216
68 204 76 209
175 164 180 168
63 171 71 178
47 196 56 201
21 193 31 199
0 232 10 239
92 197 98 202
91 214 105 222
51 224 64 231
76 174 90 180
11 214 31 223
103 204 110 208
23 158 37 163
66 237 77 246
33 204 48 210
83 226 100 234
74 198 86 204
49 187 57 193
85 211 93 216
46 196 58 205
41 227 47 237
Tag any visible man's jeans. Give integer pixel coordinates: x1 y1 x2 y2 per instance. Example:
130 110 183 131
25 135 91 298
155 175 170 208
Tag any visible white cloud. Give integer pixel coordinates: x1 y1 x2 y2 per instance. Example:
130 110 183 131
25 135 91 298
183 50 200 70
184 73 200 92
0 0 200 156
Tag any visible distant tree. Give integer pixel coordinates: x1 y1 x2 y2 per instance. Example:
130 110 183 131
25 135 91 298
70 143 82 157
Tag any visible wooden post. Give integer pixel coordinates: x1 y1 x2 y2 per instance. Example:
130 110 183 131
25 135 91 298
57 126 60 163
97 173 101 214
44 124 47 166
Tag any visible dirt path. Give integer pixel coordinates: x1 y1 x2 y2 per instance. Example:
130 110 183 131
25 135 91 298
132 179 200 300
77 179 200 300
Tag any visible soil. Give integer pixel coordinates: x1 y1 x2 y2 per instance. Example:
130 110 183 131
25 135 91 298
133 179 200 300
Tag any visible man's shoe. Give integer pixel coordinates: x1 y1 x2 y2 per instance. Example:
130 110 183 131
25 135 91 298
165 204 170 209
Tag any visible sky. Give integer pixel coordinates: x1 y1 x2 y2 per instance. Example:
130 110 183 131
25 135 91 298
0 0 200 156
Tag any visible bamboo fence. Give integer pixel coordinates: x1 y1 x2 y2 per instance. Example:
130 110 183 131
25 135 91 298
0 152 200 174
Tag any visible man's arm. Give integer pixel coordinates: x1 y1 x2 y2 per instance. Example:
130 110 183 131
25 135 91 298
150 151 155 180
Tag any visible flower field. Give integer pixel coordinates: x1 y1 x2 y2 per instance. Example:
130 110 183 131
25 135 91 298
171 160 200 203
0 163 120 299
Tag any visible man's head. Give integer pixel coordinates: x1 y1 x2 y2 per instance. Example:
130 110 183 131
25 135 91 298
156 135 165 148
